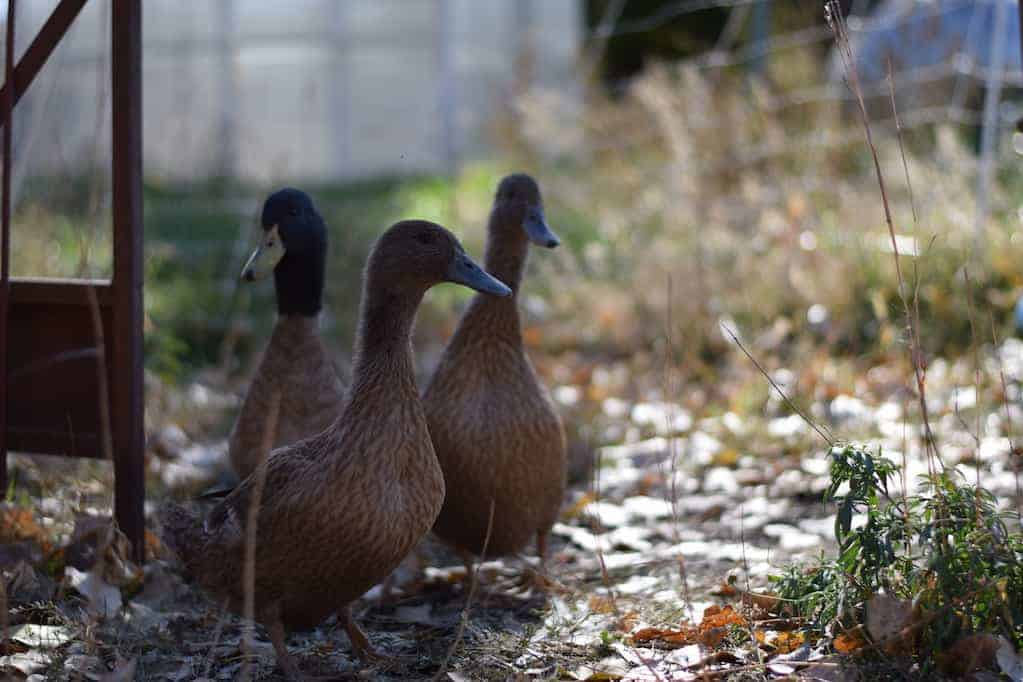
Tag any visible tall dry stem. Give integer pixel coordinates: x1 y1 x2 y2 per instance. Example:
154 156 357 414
662 275 693 620
826 0 940 469
431 499 495 682
239 391 280 681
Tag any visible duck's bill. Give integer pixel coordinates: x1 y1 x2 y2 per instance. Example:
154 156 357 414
447 252 512 297
240 225 285 281
523 208 560 248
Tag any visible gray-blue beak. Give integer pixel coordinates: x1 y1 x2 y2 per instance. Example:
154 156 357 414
447 251 512 297
523 207 560 249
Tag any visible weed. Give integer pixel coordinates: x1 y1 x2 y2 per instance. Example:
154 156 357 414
773 442 1023 669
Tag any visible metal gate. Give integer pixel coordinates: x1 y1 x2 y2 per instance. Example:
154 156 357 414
0 0 144 561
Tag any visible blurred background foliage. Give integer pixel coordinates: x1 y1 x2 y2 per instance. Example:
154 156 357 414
7 0 1023 432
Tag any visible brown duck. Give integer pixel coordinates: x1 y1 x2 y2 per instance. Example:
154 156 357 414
424 173 566 575
159 220 511 678
229 188 345 479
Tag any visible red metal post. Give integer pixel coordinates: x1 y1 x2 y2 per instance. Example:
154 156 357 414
111 0 144 561
1 0 16 494
0 0 87 111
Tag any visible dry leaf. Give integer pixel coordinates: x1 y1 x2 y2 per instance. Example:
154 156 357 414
754 629 805 654
10 624 72 649
67 566 122 618
701 604 746 629
864 593 915 654
0 506 50 550
588 595 617 614
833 627 867 654
99 657 137 682
937 633 1001 677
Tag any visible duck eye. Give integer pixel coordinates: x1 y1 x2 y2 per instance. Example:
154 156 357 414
288 206 300 217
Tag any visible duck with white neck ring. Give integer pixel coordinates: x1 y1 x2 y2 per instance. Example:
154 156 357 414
229 188 346 480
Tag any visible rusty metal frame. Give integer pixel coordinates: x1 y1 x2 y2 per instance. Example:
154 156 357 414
0 0 144 561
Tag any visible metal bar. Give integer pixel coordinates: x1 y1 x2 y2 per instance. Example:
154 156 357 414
974 0 1011 241
111 0 144 562
10 277 113 303
0 0 88 113
0 0 15 494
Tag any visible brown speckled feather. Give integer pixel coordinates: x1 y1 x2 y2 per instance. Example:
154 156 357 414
229 315 345 479
159 221 468 637
425 176 566 558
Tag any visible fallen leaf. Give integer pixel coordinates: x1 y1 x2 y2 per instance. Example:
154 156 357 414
0 650 49 676
865 593 915 654
10 624 72 649
937 633 1001 677
632 625 696 647
98 657 137 682
3 562 56 605
700 604 746 629
833 627 867 654
0 506 50 550
754 629 804 654
64 653 102 678
996 637 1023 681
67 566 122 618
588 595 617 614
734 587 784 615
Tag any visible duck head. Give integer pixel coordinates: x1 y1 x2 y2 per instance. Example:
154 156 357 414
241 188 328 316
367 220 511 297
492 173 560 249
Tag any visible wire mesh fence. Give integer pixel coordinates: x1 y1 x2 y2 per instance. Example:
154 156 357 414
5 0 1023 369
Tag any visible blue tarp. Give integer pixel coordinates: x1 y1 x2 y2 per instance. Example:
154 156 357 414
850 0 1021 83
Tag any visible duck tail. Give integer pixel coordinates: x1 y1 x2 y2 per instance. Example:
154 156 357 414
156 501 205 571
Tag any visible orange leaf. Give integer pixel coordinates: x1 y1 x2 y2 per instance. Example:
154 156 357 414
700 605 747 630
698 627 728 648
0 505 50 549
834 628 867 654
588 595 617 615
632 626 697 646
772 631 805 654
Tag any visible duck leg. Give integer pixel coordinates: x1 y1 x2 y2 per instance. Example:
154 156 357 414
341 604 386 662
459 549 477 585
267 619 304 681
511 531 564 594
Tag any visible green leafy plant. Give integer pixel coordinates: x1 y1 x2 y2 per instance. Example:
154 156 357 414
773 442 1023 668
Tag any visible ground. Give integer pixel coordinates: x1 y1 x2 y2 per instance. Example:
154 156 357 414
4 332 1022 681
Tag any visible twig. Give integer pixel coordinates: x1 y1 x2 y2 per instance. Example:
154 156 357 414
988 310 1022 521
663 274 693 621
719 323 833 445
431 498 495 682
886 60 916 225
826 0 941 468
963 267 985 516
239 391 280 682
589 444 617 615
201 597 231 680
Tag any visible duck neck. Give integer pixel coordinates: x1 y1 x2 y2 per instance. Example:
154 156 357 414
273 247 325 316
349 281 422 392
458 213 527 342
482 212 529 294
268 313 320 355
